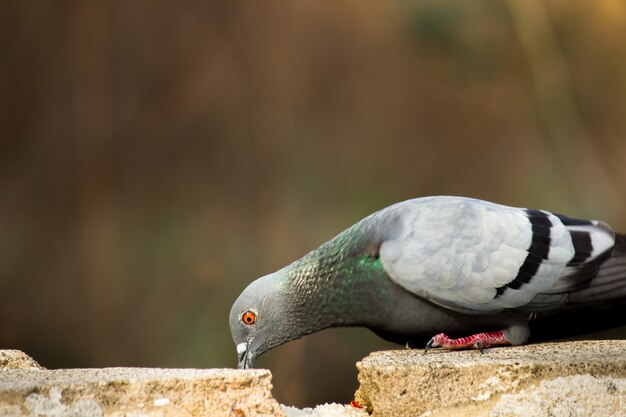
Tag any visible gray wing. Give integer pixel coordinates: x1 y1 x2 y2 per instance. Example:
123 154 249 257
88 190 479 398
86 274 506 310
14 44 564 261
378 197 614 313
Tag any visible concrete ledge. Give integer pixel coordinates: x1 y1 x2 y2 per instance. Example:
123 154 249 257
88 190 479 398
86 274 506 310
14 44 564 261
0 350 42 370
4 342 626 416
354 340 626 417
283 403 367 417
0 363 284 417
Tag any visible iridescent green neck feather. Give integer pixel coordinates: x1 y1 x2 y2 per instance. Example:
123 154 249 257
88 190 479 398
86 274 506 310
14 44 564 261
277 220 394 335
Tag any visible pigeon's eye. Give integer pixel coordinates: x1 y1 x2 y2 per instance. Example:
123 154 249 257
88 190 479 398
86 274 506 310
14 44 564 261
242 311 256 325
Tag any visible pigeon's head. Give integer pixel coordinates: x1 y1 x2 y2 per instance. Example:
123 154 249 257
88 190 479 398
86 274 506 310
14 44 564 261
229 271 292 369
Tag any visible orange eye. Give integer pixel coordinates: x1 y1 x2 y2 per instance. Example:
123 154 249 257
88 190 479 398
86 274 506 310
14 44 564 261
242 311 256 325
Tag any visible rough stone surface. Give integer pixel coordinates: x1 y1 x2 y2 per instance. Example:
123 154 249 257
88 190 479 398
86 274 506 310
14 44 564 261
0 350 42 370
282 403 367 417
0 354 284 417
5 343 626 417
491 374 626 417
354 340 626 417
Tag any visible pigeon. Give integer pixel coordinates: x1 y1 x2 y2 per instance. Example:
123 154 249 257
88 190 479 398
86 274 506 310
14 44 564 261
230 196 626 369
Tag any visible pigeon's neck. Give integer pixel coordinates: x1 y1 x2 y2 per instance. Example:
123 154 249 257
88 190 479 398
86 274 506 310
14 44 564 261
280 220 393 334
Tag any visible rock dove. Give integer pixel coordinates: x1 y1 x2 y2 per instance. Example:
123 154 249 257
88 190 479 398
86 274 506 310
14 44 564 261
230 196 626 369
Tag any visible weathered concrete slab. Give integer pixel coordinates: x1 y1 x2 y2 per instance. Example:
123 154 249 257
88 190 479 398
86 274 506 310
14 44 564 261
0 350 42 370
6 342 626 417
282 403 367 417
354 340 626 417
491 374 626 417
0 354 284 417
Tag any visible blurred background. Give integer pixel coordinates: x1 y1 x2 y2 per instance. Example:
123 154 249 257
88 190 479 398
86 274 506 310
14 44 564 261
2 0 626 407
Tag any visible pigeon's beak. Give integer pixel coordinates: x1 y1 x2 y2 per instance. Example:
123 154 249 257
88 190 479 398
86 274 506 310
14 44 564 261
236 338 256 369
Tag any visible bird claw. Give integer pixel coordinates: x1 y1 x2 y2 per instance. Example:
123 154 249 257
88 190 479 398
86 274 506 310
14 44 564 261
475 339 484 354
423 338 434 354
424 333 445 354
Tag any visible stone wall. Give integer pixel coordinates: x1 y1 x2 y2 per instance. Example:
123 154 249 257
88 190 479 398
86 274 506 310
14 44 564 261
2 341 626 416
355 340 626 416
0 351 283 417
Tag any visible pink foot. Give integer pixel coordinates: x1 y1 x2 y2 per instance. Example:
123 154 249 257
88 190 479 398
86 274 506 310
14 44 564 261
424 331 511 354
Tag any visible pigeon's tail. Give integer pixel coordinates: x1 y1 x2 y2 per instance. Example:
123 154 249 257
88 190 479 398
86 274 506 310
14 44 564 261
569 232 626 304
530 232 626 341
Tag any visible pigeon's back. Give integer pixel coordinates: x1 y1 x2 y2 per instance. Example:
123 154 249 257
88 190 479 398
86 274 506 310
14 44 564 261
373 196 622 314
